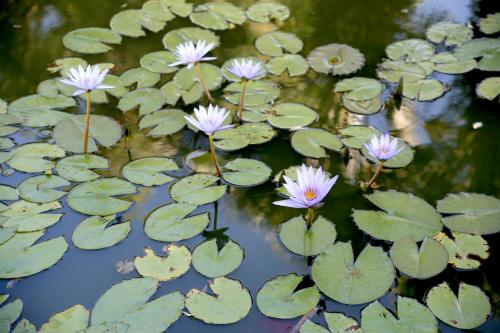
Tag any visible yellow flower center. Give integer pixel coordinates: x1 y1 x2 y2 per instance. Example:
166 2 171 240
305 189 318 201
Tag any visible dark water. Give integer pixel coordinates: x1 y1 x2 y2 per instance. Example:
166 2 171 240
0 0 499 332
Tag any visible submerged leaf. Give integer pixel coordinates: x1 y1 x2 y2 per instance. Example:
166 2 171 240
135 246 191 281
192 239 244 278
72 215 131 250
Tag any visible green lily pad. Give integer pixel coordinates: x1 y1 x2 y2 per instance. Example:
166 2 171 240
0 98 7 114
139 108 187 136
120 67 161 89
140 51 178 74
110 10 166 37
361 297 438 333
224 80 280 107
434 232 489 270
479 13 500 34
118 88 166 115
266 103 318 130
144 203 209 242
256 274 320 319
274 165 332 197
290 128 343 158
162 27 220 51
426 22 473 46
53 115 122 153
190 2 246 30
192 239 244 278
214 122 276 152
143 0 193 19
389 237 448 279
221 158 271 187
431 52 476 74
160 81 203 106
279 215 336 257
12 319 36 333
376 60 427 83
402 79 446 101
63 28 122 54
301 312 362 333
343 97 384 115
0 231 68 278
426 282 491 329
122 157 179 186
334 77 383 101
174 63 223 92
18 175 70 203
0 114 21 136
67 178 136 216
361 133 414 168
476 77 500 101
39 304 89 333
0 296 22 331
247 2 290 23
255 31 303 56
454 38 500 71
353 191 442 242
186 277 252 324
0 137 14 150
171 174 226 205
135 246 191 281
90 277 184 332
437 193 500 235
307 44 365 75
72 215 131 250
339 126 381 149
7 143 65 173
221 57 266 82
386 39 435 62
56 154 109 182
0 227 16 246
0 200 63 232
0 185 18 208
47 57 88 75
7 94 74 127
311 242 395 305
267 54 309 77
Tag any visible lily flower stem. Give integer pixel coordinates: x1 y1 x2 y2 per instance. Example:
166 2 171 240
83 91 91 154
367 161 385 189
194 62 213 102
306 207 314 228
238 79 248 123
208 134 222 177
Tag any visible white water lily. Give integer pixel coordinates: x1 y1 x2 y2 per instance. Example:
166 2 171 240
170 40 216 69
60 65 113 96
185 104 233 136
364 133 404 161
274 164 338 209
228 59 267 80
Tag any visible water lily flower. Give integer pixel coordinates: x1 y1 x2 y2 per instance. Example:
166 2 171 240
364 133 404 189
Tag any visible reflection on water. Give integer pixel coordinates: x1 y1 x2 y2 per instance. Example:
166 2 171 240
0 0 499 332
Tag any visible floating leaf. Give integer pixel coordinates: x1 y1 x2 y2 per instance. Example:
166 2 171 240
266 103 318 130
120 67 161 89
0 185 18 210
160 81 203 105
221 57 266 82
311 242 395 305
53 115 122 153
38 304 89 333
255 31 303 56
135 246 191 281
434 232 489 270
267 54 309 77
339 126 380 149
389 237 448 279
47 57 88 75
186 277 252 324
90 277 184 332
118 88 165 115
63 28 122 54
279 215 336 257
221 158 271 187
122 157 178 186
426 22 473 46
110 10 166 37
426 282 491 329
361 297 438 333
72 215 131 250
192 239 244 278
7 94 73 127
246 2 290 23
190 2 246 30
140 51 178 74
479 13 500 34
0 137 14 150
174 63 223 92
18 175 70 203
0 98 7 114
0 296 22 332
402 79 446 101
0 231 67 278
386 39 435 62
361 133 414 168
0 114 21 136
454 38 500 71
162 27 220 51
376 60 427 83
67 178 136 216
7 143 65 173
431 52 476 74
274 165 332 197
436 193 500 235
171 174 226 205
476 77 500 101
214 122 276 151
139 108 187 136
301 312 362 333
0 200 62 232
56 154 109 183
352 191 442 242
343 97 384 115
290 128 343 158
12 319 36 333
144 203 209 242
335 77 383 101
143 0 193 19
224 80 280 107
307 44 365 75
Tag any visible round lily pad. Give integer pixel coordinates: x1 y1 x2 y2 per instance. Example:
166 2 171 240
267 54 309 77
63 28 122 54
162 27 220 51
343 97 384 115
221 57 266 82
110 9 166 37
143 0 193 19
56 154 109 183
307 44 365 75
476 77 500 101
174 63 223 92
361 134 414 168
434 232 489 270
222 158 271 187
171 174 226 205
385 39 435 62
7 94 74 127
426 22 473 46
479 13 500 34
389 237 448 279
246 2 290 23
279 215 336 257
118 88 166 115
0 200 63 232
311 242 395 305
38 304 89 333
67 178 136 216
161 80 203 106
339 125 381 149
256 274 320 319
144 202 209 242
189 2 246 30
334 77 383 101
290 128 343 158
140 51 178 74
18 175 70 203
266 103 318 130
119 67 161 89
192 239 244 278
7 143 65 173
135 246 191 281
255 31 303 56
352 191 443 242
185 277 252 324
0 185 18 211
139 109 187 136
426 282 491 329
72 215 131 250
224 80 280 107
0 114 21 136
402 79 446 101
122 157 179 186
431 52 476 74
376 60 427 83
453 38 500 71
301 312 362 333
214 122 277 152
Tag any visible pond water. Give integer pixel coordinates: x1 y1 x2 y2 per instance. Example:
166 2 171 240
0 0 499 332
